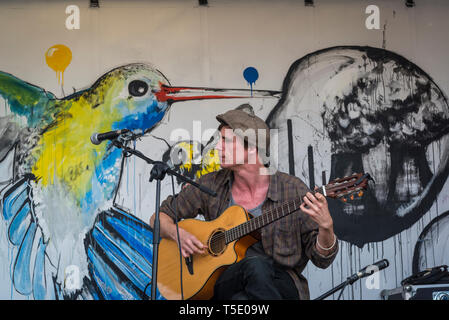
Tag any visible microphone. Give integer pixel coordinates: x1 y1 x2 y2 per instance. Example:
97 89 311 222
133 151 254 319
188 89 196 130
347 259 389 284
90 129 129 145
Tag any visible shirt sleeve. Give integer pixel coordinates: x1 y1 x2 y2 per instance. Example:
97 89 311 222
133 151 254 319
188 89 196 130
299 212 339 269
159 182 205 222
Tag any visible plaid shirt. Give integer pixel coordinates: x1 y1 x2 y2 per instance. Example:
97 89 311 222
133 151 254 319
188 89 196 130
160 168 338 300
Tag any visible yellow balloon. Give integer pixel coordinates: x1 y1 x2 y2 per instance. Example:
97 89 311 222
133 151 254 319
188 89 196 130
45 44 72 86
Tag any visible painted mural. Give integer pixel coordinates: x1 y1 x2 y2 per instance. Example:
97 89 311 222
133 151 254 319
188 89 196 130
267 46 449 248
1 44 448 300
412 209 449 274
0 54 277 298
0 62 176 299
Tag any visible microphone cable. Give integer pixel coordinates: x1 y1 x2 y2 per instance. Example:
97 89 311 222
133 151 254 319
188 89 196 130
171 175 185 300
143 168 185 300
143 175 184 300
337 281 349 300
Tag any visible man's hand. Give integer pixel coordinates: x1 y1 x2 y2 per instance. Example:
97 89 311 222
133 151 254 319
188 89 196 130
300 191 333 230
300 191 337 256
150 211 207 258
174 228 207 258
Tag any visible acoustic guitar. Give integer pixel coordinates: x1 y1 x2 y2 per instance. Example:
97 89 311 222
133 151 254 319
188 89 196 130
157 172 372 300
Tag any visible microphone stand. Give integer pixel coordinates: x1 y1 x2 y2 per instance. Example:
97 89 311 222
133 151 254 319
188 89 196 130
315 259 389 300
111 136 217 300
314 276 357 300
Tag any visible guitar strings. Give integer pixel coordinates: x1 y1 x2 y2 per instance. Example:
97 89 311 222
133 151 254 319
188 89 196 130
209 197 304 247
210 183 358 247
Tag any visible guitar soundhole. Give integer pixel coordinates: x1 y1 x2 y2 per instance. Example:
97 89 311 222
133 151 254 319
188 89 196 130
208 228 227 256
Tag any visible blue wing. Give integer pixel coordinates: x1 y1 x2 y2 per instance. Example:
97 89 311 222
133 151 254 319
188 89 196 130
83 206 165 300
1 174 57 300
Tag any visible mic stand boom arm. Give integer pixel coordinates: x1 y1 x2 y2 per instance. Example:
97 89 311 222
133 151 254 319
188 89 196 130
112 140 217 197
314 274 358 301
111 139 216 300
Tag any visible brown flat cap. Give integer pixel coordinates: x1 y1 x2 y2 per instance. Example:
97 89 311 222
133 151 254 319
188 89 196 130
216 108 270 152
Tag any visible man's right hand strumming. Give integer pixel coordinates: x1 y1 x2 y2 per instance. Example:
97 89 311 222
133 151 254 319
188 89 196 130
150 211 207 258
173 228 207 258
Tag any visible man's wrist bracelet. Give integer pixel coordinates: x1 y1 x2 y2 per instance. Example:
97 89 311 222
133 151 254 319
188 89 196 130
317 233 337 251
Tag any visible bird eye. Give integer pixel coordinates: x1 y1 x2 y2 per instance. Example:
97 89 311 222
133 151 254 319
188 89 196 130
128 80 149 97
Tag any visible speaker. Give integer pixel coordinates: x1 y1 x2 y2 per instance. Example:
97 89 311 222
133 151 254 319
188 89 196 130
381 283 449 300
433 291 449 300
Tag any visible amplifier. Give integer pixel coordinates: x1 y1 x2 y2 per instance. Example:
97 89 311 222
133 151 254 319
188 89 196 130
381 283 449 300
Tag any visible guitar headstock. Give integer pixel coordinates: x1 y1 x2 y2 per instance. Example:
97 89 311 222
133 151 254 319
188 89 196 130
321 173 374 203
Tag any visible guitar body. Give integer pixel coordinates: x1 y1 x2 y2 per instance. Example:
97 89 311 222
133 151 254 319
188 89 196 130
157 205 258 300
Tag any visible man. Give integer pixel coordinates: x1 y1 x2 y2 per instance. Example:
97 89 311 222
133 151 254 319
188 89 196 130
150 107 338 300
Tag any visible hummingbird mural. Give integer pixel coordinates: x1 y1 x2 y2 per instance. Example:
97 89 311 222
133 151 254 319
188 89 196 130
0 63 280 299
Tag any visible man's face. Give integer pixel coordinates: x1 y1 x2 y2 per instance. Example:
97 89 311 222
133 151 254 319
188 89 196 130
215 126 249 168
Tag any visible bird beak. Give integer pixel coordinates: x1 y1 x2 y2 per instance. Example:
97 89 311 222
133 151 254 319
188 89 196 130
155 83 281 103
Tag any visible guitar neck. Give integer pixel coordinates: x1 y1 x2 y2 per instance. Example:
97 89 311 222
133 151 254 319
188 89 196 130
224 188 324 244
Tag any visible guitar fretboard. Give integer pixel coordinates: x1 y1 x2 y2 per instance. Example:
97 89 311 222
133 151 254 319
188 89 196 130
224 193 316 244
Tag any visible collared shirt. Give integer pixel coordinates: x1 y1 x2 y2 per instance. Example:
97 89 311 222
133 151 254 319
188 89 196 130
159 168 339 300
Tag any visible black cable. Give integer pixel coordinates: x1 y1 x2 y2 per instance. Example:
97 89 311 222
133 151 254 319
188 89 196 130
143 164 184 300
171 175 184 300
143 279 151 299
143 175 183 300
337 281 349 300
118 137 152 299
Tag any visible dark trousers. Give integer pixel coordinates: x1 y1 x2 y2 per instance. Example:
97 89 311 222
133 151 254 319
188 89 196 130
213 256 299 300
